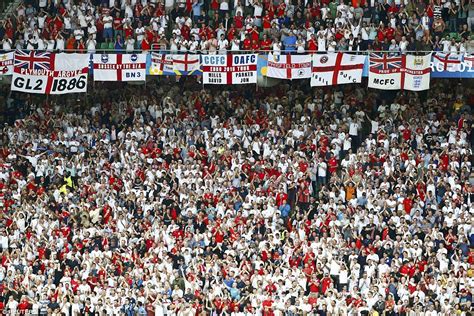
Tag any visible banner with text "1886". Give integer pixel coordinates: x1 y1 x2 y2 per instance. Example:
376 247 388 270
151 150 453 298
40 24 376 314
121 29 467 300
11 68 88 94
11 52 89 94
202 54 257 84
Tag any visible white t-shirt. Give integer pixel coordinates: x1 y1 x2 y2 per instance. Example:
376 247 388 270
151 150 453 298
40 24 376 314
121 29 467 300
318 161 327 177
64 16 72 29
135 27 145 41
56 38 65 51
47 39 55 51
339 270 348 283
231 40 240 51
78 14 87 28
2 39 12 50
38 16 45 29
74 29 84 40
88 25 97 39
103 15 113 28
349 122 359 136
253 4 263 17
318 37 326 51
218 39 228 51
87 39 96 52
126 38 135 52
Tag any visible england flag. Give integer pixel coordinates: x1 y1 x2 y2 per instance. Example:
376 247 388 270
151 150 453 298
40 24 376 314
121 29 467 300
266 53 311 79
311 53 365 86
92 53 146 81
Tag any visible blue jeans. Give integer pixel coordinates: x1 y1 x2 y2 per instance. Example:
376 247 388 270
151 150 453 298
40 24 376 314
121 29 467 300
103 27 113 40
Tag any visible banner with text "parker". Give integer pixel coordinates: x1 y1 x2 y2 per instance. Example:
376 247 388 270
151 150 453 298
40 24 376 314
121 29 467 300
202 54 257 84
92 54 146 81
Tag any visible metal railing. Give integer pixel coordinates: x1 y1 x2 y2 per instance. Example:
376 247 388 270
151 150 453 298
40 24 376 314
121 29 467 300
1 48 472 54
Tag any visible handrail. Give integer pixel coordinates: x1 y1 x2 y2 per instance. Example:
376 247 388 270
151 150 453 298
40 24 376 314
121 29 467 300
1 49 472 54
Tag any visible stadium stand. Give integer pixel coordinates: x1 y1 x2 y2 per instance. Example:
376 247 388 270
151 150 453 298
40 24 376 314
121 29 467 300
1 0 474 53
0 0 473 315
0 78 472 314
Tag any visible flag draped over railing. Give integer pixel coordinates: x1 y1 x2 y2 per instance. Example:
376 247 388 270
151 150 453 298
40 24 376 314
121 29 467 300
2 51 474 93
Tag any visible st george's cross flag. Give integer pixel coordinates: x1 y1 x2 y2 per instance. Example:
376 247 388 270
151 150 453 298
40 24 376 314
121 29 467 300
201 54 257 84
403 54 431 91
266 53 311 79
172 54 200 74
0 52 14 75
431 53 462 72
463 54 474 68
92 53 146 81
310 53 365 86
149 53 174 75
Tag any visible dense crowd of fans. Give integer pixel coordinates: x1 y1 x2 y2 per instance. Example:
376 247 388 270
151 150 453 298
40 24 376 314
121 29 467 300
0 79 472 315
2 0 474 53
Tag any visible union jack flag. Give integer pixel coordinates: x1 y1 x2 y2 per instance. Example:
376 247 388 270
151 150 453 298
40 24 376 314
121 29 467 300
369 53 403 74
14 50 52 70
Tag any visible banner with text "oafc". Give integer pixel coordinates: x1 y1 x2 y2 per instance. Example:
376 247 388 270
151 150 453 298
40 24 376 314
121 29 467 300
92 53 146 81
201 54 257 84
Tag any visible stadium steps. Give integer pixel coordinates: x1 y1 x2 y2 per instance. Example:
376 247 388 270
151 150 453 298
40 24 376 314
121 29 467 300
0 0 20 20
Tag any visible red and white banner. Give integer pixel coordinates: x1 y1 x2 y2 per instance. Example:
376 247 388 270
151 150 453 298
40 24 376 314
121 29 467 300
0 52 14 75
311 53 365 86
403 54 431 91
266 53 311 79
172 54 200 74
11 52 89 94
464 54 474 68
368 54 431 91
368 54 403 90
93 53 146 81
202 54 257 84
149 53 174 75
432 53 462 72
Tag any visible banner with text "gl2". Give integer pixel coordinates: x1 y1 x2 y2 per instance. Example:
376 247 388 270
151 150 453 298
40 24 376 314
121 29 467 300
202 54 257 84
11 51 89 94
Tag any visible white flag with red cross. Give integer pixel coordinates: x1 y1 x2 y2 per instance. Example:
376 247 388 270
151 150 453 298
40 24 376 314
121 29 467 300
432 53 462 72
149 53 174 75
311 53 365 86
462 53 474 68
266 53 312 79
92 53 146 81
172 54 200 74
